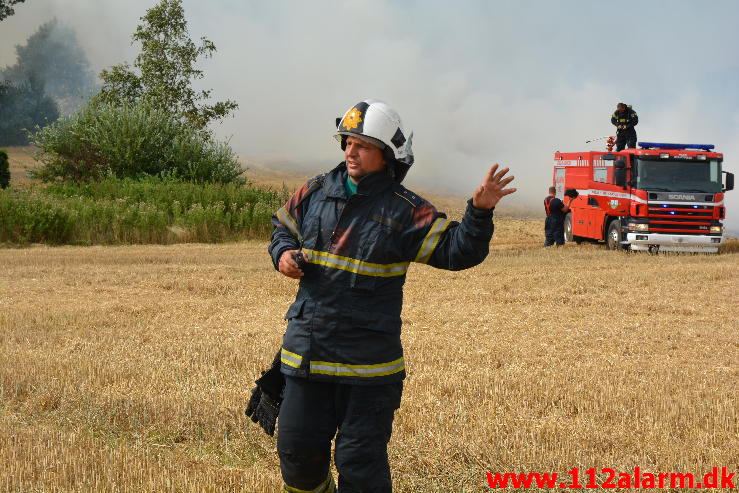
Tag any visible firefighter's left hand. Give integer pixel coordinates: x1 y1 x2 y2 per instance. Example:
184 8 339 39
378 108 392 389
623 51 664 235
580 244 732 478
472 163 516 210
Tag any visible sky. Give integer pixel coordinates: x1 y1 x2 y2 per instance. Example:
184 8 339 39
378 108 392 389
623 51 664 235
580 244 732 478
2 0 738 229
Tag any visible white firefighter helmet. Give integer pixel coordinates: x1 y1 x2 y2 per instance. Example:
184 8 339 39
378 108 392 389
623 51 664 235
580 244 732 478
335 99 414 182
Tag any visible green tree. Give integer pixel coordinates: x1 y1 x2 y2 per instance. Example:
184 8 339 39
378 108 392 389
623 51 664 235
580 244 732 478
0 76 60 145
31 100 243 184
96 0 237 130
0 0 25 21
1 19 97 115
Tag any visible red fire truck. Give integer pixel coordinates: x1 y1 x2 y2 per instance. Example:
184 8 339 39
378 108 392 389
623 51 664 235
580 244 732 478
553 141 734 252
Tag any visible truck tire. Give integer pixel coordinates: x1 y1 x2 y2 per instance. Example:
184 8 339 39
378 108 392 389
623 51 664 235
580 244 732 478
564 214 583 244
606 220 624 250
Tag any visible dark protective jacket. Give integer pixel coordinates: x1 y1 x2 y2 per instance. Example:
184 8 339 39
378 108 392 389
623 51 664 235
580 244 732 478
611 107 638 131
544 196 565 219
268 163 494 385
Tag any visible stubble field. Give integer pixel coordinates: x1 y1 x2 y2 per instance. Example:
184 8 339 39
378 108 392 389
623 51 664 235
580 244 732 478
1 211 737 492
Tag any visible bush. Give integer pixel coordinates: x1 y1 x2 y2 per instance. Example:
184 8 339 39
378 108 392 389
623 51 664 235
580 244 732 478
0 149 9 189
43 174 280 211
30 100 244 184
0 190 76 244
0 177 284 245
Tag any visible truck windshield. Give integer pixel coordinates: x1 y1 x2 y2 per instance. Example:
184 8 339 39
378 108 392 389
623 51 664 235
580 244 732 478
635 158 722 193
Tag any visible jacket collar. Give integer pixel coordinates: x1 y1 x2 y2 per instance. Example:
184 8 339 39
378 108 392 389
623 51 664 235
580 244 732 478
323 162 395 199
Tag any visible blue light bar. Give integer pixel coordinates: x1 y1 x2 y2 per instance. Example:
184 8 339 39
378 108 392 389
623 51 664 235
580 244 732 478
638 142 715 151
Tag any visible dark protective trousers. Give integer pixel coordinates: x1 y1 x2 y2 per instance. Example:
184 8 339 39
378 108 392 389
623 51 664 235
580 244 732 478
616 128 637 151
544 216 565 247
278 375 403 493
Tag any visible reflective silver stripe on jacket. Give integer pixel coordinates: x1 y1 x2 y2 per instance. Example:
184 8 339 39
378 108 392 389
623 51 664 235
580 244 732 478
310 357 405 378
414 217 450 264
281 348 405 378
302 248 409 278
280 348 303 369
276 206 302 242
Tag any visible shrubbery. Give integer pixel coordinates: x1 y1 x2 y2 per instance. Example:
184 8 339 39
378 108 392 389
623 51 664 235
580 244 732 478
31 101 244 184
0 1 263 247
0 176 284 245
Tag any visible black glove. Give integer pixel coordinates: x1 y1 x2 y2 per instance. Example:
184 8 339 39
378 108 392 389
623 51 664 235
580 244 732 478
564 188 579 199
245 351 284 436
245 384 280 436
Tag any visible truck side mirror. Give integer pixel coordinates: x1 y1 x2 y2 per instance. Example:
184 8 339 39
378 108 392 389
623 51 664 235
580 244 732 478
723 171 735 192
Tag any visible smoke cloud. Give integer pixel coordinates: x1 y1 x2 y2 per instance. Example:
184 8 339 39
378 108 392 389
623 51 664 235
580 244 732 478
2 0 738 229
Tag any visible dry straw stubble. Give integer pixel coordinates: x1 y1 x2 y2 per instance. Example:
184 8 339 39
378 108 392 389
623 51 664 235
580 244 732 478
0 221 737 492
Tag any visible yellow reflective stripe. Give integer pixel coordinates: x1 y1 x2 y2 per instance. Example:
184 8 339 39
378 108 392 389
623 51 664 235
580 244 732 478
302 249 409 278
284 473 335 493
414 218 450 264
280 348 302 369
276 206 302 241
281 348 404 378
310 357 405 378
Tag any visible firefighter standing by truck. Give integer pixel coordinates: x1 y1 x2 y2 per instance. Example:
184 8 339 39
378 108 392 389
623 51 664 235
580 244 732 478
611 102 638 151
544 186 574 247
245 99 516 492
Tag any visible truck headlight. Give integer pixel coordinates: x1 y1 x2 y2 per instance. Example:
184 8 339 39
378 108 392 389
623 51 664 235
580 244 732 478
635 223 649 232
710 225 722 234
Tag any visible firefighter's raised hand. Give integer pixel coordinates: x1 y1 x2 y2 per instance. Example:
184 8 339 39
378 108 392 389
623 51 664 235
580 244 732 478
472 164 516 210
278 249 309 279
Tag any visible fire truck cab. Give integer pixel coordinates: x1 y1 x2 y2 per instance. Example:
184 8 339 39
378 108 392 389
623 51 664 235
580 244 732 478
553 142 734 253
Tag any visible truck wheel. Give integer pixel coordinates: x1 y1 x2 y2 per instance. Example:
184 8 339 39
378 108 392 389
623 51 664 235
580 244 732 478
564 214 583 244
606 220 623 250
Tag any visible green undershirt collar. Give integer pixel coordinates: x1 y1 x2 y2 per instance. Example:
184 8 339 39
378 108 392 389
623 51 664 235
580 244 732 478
345 175 358 197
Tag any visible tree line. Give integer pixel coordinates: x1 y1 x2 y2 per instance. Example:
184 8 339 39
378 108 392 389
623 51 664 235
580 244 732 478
1 0 241 185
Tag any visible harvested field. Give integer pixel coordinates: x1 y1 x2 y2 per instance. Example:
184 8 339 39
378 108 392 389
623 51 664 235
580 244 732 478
1 220 737 492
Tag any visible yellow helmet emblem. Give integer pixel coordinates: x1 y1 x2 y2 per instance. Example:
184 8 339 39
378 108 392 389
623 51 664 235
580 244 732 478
342 107 363 130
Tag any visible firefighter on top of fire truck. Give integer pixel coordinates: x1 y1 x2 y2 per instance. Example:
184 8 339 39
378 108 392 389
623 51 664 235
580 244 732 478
544 186 575 247
611 102 638 151
245 98 516 492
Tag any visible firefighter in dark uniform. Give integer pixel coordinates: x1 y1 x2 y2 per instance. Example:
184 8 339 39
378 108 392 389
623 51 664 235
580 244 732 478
544 186 573 247
246 99 516 492
611 102 638 151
